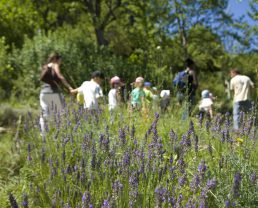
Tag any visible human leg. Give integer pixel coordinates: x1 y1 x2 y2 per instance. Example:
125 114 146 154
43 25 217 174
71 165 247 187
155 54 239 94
233 102 240 130
39 93 63 133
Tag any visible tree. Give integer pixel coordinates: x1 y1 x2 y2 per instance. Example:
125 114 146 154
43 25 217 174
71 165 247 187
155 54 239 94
77 0 125 46
166 0 232 58
0 0 38 46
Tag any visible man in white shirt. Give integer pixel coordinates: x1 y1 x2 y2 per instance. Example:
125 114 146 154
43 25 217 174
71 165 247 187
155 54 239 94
230 69 254 130
71 71 104 110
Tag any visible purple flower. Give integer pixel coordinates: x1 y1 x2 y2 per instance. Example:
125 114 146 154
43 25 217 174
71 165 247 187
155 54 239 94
188 120 195 134
82 191 91 208
168 195 176 207
180 134 191 147
27 144 32 161
178 174 187 186
198 160 207 177
169 129 177 141
119 128 126 145
123 151 130 167
176 193 183 206
225 200 236 208
155 187 167 204
232 172 242 198
112 180 123 194
9 193 18 208
62 149 66 162
199 200 206 208
250 172 257 184
22 193 28 208
206 178 217 190
186 198 196 208
190 174 200 192
178 158 186 174
130 124 135 139
194 135 199 153
101 199 110 208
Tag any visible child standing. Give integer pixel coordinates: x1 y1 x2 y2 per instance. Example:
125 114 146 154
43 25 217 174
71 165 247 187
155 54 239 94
143 82 153 107
199 90 214 118
160 90 170 112
108 76 122 123
108 76 122 111
130 77 146 110
71 71 104 111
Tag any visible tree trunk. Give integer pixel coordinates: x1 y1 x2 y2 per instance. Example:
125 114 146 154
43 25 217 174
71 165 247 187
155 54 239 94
95 28 108 46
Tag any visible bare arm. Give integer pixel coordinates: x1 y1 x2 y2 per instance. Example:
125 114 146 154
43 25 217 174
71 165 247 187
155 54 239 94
53 64 73 91
209 107 213 118
70 88 79 94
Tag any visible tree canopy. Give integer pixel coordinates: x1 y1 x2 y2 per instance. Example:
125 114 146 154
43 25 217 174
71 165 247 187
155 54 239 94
0 0 257 102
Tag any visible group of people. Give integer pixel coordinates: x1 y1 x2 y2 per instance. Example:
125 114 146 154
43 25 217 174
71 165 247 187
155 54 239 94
39 53 255 133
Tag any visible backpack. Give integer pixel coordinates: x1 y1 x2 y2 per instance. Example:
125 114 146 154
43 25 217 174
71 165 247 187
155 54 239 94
40 64 60 86
172 71 188 89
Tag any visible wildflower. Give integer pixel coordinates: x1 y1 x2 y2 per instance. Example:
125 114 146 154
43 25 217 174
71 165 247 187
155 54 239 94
225 200 236 207
250 172 257 184
112 180 123 194
176 193 183 206
168 195 176 207
41 147 46 162
82 191 91 208
198 160 207 178
101 199 110 208
199 200 206 208
206 178 217 190
236 137 243 144
155 187 167 205
205 120 210 132
180 133 191 147
194 135 199 153
22 193 28 208
190 174 200 192
62 149 66 162
27 144 32 161
232 172 242 198
118 128 126 145
9 193 19 208
123 151 130 167
178 158 186 174
178 174 187 186
189 120 195 134
169 129 177 141
185 197 196 208
130 124 135 139
208 143 212 156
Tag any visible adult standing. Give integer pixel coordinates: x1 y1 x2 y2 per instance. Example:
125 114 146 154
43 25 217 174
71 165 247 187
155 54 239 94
186 58 198 106
181 58 198 120
230 69 254 130
39 53 73 132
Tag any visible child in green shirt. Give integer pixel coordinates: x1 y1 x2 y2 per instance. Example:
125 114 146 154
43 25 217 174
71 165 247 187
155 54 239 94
131 77 146 110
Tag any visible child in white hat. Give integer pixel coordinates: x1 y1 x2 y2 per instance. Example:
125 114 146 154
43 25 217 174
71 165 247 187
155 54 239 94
199 90 214 118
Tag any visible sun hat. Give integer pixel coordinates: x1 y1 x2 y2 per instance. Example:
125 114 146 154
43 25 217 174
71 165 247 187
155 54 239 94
110 76 121 84
135 77 144 83
144 82 152 87
160 90 170 98
201 90 210 99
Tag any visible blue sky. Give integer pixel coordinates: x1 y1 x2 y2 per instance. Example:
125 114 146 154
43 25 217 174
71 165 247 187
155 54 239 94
227 0 256 25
